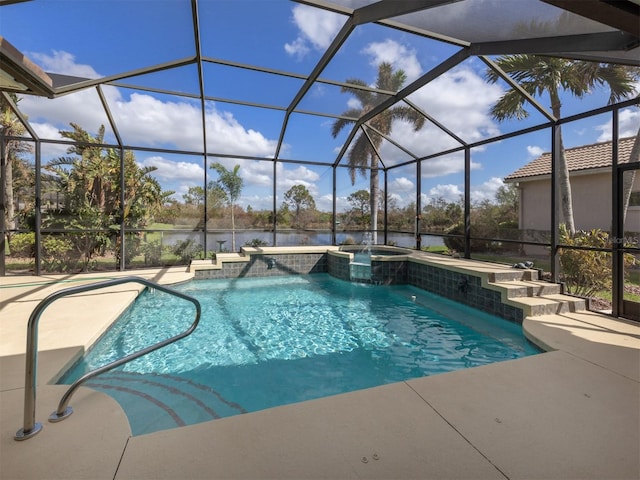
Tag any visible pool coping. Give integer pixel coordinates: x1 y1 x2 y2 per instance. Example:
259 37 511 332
1 255 638 479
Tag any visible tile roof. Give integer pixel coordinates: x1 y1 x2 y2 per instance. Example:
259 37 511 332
504 136 638 181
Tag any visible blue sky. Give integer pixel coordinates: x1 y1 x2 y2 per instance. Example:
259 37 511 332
2 0 638 212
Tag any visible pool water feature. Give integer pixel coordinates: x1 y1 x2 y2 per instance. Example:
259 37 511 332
349 232 373 281
59 274 539 435
346 234 411 282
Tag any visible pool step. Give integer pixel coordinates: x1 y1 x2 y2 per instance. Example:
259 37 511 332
507 293 587 316
487 269 540 283
497 279 563 299
85 371 246 435
488 277 586 317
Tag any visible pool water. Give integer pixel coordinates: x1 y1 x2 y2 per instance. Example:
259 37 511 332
59 274 539 435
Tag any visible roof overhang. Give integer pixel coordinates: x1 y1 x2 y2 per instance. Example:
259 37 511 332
0 35 54 97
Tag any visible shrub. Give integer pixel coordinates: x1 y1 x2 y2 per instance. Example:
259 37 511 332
244 238 269 247
559 225 635 298
341 236 356 245
8 232 35 257
42 235 79 272
171 239 203 263
141 240 163 265
443 223 465 252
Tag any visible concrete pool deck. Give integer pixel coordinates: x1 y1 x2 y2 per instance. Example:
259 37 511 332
0 263 638 479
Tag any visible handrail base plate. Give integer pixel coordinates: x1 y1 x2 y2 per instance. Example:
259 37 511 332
49 407 73 423
15 423 42 441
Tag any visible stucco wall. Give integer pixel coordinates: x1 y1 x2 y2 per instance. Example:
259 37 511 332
519 170 640 232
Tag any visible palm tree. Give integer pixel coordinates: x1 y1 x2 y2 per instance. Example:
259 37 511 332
47 124 117 214
1 94 32 233
210 163 243 251
485 55 639 235
332 62 425 243
622 133 640 224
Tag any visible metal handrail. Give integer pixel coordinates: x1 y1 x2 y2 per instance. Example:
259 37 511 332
14 276 201 441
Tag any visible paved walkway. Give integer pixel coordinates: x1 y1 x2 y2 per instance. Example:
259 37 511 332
1 267 638 479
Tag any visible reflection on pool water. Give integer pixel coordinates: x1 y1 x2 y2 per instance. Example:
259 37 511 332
60 274 539 435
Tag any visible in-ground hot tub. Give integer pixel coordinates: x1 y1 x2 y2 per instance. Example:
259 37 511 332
333 245 414 284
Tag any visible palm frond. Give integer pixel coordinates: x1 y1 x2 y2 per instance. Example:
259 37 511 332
390 105 426 131
490 89 529 121
341 78 373 106
331 114 358 138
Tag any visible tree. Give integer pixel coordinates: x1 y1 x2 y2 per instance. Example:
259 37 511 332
282 185 316 228
485 56 638 235
622 133 640 223
210 162 243 251
1 93 32 233
183 186 205 206
346 189 370 229
423 197 463 231
332 62 425 243
45 123 169 270
495 183 519 222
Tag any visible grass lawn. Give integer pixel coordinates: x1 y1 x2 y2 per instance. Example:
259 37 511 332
422 245 448 254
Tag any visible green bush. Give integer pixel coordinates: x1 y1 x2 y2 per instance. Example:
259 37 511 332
42 235 79 272
443 223 465 253
8 232 35 257
118 233 141 267
141 240 163 265
244 238 269 247
341 236 356 245
559 225 635 298
171 239 203 263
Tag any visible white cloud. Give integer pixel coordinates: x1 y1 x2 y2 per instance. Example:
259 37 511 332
387 192 404 206
595 107 640 142
30 123 68 157
284 37 310 59
316 193 333 212
425 176 504 204
527 145 545 158
20 88 111 139
428 184 462 203
471 176 504 203
285 4 344 58
370 65 503 171
139 156 204 182
389 176 414 192
30 50 100 79
18 51 280 158
420 153 481 179
362 39 422 81
409 66 503 143
347 97 361 111
330 194 351 213
204 105 278 156
241 193 274 211
282 165 317 182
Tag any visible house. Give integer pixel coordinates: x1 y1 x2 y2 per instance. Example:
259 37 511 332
504 136 639 253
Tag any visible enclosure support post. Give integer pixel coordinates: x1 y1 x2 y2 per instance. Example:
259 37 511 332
332 166 337 246
550 124 560 283
119 147 125 271
0 138 6 276
273 161 278 246
34 141 42 276
416 159 422 251
611 110 622 318
384 169 389 247
463 147 471 258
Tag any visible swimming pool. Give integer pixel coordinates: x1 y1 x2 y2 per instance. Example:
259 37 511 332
59 273 539 435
